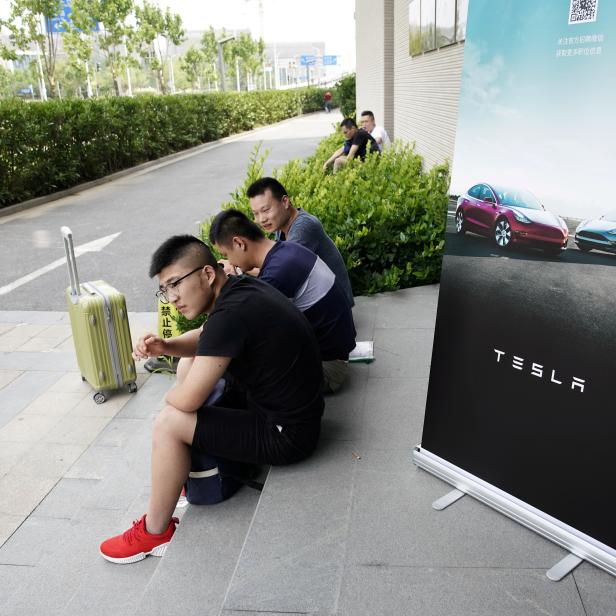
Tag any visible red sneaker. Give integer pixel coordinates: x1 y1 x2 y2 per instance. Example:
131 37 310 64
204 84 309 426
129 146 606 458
99 515 179 564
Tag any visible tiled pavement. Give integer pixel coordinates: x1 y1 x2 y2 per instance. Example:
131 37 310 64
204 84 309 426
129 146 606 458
0 289 614 615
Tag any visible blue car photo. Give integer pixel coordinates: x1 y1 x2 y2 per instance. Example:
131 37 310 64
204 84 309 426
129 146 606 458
574 210 616 255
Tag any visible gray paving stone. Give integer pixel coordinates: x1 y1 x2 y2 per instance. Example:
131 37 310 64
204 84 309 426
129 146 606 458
0 370 64 429
375 289 438 329
2 567 81 616
368 328 435 379
72 457 150 513
0 350 77 371
116 372 170 419
64 442 147 481
0 311 69 324
0 564 35 611
1 508 159 616
94 417 151 449
0 514 23 547
32 477 102 519
0 515 72 566
62 548 161 616
221 610 307 616
136 488 261 616
0 370 22 390
223 444 358 615
573 561 616 616
359 377 428 448
345 454 568 569
352 295 378 340
0 472 59 517
320 364 369 442
336 565 585 616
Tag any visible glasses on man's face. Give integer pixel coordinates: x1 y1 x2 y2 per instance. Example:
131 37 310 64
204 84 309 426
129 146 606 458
155 267 203 304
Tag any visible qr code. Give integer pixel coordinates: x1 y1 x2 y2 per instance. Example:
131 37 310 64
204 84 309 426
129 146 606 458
569 0 598 24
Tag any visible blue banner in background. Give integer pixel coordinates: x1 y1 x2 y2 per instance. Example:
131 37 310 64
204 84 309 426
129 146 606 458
46 0 100 33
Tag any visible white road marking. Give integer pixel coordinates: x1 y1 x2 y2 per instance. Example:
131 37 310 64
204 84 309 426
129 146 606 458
0 232 121 296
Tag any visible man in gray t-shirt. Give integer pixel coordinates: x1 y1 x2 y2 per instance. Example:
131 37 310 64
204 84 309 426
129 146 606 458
246 177 354 307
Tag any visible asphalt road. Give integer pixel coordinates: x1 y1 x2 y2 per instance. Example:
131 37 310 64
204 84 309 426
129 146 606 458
0 112 341 312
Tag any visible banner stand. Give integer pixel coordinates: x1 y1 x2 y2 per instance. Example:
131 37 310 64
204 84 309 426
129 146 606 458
412 447 616 580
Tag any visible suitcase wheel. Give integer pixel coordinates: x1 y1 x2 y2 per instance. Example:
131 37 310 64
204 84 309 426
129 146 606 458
81 376 86 382
93 392 106 404
127 382 138 394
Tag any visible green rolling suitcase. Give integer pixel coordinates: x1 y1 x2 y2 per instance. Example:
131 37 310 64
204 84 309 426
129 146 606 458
62 226 137 404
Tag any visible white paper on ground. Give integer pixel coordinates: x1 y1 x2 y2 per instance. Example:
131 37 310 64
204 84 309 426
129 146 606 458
349 340 374 363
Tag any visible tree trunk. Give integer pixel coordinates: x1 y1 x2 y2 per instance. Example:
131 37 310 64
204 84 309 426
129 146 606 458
157 66 166 94
112 69 122 96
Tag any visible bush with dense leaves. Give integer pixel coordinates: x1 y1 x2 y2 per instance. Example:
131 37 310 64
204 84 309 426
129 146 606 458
0 87 330 208
333 73 356 119
201 132 448 297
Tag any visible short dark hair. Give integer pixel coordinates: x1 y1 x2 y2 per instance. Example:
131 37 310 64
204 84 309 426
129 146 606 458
209 208 265 247
246 177 288 201
149 235 218 278
360 110 375 120
340 118 357 129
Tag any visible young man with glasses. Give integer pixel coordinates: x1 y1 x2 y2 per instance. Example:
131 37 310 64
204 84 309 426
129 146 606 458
99 235 324 564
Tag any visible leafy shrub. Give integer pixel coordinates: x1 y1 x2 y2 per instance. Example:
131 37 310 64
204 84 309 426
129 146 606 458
0 87 330 208
201 135 448 296
333 73 356 119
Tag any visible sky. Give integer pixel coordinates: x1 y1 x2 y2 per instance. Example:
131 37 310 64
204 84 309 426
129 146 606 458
0 0 357 73
450 0 614 220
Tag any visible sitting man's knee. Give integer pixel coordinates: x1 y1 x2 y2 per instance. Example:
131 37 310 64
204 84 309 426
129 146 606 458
153 404 197 446
333 157 346 171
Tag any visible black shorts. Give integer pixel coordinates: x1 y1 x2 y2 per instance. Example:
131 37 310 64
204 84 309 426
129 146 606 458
192 392 321 466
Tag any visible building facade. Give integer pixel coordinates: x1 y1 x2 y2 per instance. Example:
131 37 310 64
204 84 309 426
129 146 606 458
355 0 466 170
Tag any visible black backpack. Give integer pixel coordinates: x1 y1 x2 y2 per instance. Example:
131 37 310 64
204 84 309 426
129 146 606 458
185 450 263 505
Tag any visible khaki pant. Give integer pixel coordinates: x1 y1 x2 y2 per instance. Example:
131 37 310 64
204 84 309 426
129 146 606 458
322 359 349 394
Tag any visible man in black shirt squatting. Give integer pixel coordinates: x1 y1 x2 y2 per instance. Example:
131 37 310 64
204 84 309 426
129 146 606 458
322 117 380 173
99 235 324 564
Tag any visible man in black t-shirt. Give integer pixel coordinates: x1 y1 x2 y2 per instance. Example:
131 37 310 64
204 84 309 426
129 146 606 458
323 117 380 172
99 235 323 565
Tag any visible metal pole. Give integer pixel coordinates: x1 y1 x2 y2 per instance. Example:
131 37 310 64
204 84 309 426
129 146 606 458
217 43 226 91
168 55 176 94
273 42 279 89
36 46 48 101
235 56 241 91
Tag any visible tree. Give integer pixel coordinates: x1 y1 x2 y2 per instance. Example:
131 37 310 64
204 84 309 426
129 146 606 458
231 32 265 91
134 0 184 95
0 65 16 98
199 27 219 90
180 46 204 90
61 15 95 97
0 0 64 98
69 0 134 97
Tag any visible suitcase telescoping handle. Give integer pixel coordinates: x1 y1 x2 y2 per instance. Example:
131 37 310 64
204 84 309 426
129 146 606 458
61 226 80 300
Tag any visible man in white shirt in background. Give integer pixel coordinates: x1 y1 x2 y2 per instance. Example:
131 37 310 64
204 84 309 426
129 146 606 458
360 110 391 152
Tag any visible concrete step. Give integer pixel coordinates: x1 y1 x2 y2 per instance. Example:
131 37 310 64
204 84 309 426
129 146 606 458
0 373 172 616
134 485 263 616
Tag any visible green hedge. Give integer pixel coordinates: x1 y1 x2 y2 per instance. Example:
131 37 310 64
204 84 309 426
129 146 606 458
202 134 448 296
0 87 330 208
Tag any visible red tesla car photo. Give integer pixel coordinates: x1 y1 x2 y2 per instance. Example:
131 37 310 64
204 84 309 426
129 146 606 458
455 183 569 255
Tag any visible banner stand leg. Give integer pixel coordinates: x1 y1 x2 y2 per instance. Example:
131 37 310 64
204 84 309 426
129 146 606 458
432 488 465 511
546 553 583 582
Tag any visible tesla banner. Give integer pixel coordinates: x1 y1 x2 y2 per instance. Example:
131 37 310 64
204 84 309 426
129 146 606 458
420 0 616 556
